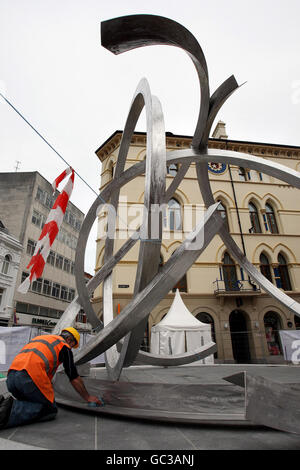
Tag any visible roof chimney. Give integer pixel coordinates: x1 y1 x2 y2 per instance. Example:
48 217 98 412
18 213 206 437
212 120 228 139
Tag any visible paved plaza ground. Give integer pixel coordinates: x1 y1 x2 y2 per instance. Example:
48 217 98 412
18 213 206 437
0 364 300 451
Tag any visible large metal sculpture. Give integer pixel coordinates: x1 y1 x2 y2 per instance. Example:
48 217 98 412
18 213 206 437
53 16 300 429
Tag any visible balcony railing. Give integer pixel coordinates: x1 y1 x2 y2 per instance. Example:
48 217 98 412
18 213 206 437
213 279 261 295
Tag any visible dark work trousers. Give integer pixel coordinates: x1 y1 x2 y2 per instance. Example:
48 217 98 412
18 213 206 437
5 369 58 428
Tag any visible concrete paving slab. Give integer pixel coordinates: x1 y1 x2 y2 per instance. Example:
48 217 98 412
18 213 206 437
0 365 300 450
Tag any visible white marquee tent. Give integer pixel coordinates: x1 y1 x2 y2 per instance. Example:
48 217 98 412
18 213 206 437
150 289 214 364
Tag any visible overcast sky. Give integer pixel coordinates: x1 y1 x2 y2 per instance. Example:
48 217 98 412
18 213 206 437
1 0 299 273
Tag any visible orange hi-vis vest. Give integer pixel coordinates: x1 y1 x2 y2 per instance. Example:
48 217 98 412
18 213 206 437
9 334 71 403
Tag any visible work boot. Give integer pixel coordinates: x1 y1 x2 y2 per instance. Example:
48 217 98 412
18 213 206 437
0 395 14 429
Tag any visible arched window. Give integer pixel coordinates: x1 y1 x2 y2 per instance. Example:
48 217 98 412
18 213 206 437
259 253 273 283
277 253 292 291
264 311 282 356
2 255 11 275
167 163 178 176
217 200 229 231
167 198 182 231
196 312 217 358
249 202 262 233
294 315 300 330
265 203 279 233
196 312 215 341
108 161 114 179
222 252 238 291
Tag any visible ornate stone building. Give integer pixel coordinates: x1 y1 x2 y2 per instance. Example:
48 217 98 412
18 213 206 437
92 123 300 363
0 221 22 326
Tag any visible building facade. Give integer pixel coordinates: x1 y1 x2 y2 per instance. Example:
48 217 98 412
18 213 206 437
0 171 90 332
0 221 22 326
92 125 300 364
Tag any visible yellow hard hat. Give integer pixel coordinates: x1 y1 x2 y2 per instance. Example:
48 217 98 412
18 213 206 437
61 327 80 348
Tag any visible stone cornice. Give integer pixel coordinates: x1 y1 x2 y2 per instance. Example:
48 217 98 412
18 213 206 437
95 131 300 162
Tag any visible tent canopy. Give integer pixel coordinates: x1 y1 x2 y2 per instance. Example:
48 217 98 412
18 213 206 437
150 290 214 363
152 289 210 332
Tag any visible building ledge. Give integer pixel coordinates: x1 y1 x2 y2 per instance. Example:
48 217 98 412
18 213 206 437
213 279 261 297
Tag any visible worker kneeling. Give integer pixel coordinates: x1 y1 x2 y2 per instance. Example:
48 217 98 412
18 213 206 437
0 327 103 429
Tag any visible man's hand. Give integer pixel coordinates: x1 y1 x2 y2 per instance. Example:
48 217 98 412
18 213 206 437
87 395 104 406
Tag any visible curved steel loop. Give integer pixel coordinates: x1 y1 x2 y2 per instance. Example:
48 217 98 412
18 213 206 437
166 149 300 188
134 341 217 366
198 75 239 150
100 78 167 379
171 148 300 317
101 14 210 150
74 202 223 365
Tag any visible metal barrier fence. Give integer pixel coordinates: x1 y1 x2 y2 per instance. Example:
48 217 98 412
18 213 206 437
1 325 299 369
141 328 300 365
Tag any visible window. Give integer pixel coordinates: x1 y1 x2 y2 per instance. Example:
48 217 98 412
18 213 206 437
32 209 41 227
277 253 292 291
166 198 182 231
27 304 39 315
259 253 273 283
55 255 63 270
21 272 29 283
36 187 53 209
60 286 69 301
68 289 75 302
77 310 87 324
16 302 28 313
57 228 66 244
52 283 61 298
264 311 282 356
70 235 78 250
217 200 229 231
265 203 279 233
36 187 44 203
32 277 42 293
0 288 3 306
75 220 81 231
239 167 247 181
2 255 11 275
167 164 178 176
47 251 55 266
45 192 53 209
109 161 114 179
27 239 36 256
43 279 52 296
222 252 239 291
63 258 71 273
32 209 46 228
249 202 262 233
196 312 217 357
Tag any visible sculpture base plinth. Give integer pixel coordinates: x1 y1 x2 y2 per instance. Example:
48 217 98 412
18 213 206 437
54 370 253 426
